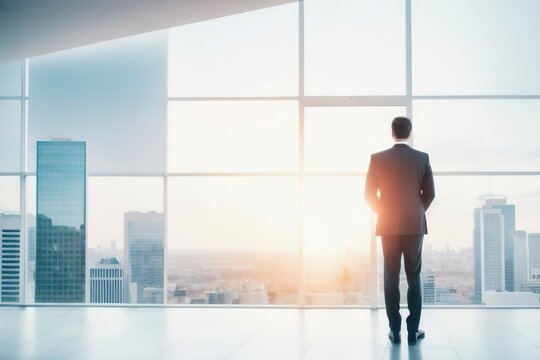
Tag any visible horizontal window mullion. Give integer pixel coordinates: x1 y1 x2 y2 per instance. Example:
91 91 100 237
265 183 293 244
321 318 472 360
412 95 540 100
0 96 27 100
166 172 298 177
3 172 540 177
168 96 298 101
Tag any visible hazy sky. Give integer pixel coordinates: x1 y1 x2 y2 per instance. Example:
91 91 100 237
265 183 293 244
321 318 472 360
0 100 21 171
28 30 167 174
168 3 297 97
1 1 540 254
305 0 405 95
413 0 540 95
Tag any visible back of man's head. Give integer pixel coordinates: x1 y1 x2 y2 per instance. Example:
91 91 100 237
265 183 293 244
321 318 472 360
392 116 412 139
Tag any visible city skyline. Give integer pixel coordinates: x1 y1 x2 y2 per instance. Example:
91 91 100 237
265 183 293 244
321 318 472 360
86 190 535 304
1 153 539 306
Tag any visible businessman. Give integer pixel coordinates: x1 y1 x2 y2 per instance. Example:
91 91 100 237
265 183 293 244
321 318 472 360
364 117 435 345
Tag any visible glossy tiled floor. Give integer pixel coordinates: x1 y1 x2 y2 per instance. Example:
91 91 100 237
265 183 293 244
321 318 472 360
0 307 539 359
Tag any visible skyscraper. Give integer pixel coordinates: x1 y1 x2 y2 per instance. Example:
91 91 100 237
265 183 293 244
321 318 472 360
35 141 86 303
124 211 164 304
474 196 506 304
491 201 516 292
529 233 540 279
513 230 528 292
89 257 124 304
208 290 233 304
473 206 482 304
422 271 436 304
27 217 36 263
0 213 21 303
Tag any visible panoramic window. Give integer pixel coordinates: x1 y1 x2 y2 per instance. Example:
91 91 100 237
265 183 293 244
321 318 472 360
0 0 536 307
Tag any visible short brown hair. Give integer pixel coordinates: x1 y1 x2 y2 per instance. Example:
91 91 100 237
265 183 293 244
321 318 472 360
392 117 412 139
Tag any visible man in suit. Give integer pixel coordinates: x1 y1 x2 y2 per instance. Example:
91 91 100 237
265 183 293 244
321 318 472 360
365 116 435 345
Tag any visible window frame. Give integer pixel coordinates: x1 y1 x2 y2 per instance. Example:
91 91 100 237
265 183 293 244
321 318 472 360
3 0 539 308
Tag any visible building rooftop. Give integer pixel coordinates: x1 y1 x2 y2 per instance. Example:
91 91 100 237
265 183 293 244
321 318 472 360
97 257 121 265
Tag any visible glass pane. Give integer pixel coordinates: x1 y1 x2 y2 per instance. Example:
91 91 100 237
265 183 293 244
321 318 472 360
28 31 167 173
168 3 298 96
26 176 36 303
88 177 164 304
0 176 19 212
378 175 540 306
413 0 540 95
0 176 21 303
168 177 298 305
491 176 540 304
377 176 482 306
0 100 21 171
168 101 298 172
305 106 406 172
419 176 487 306
305 0 405 95
413 100 540 171
304 177 371 305
492 176 540 253
0 60 22 96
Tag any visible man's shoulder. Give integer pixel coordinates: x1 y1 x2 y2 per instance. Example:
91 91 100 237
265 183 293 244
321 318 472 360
371 148 393 159
370 146 430 160
409 147 429 158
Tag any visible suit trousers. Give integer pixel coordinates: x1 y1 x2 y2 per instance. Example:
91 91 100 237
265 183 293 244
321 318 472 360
381 234 424 333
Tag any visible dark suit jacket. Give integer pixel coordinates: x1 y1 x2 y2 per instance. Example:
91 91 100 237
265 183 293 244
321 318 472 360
364 144 435 236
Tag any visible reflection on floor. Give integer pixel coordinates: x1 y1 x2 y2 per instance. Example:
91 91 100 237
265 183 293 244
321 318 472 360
0 307 539 359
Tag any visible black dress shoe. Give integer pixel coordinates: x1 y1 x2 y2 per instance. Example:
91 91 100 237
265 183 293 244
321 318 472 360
388 331 401 343
407 329 425 345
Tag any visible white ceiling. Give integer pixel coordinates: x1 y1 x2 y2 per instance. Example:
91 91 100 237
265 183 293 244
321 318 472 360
0 0 295 63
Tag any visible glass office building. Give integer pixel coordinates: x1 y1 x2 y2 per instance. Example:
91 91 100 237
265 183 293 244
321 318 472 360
89 257 124 304
35 141 86 303
0 213 21 303
124 211 165 304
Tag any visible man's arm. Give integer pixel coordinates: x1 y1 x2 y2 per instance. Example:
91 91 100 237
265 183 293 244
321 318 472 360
364 155 379 213
421 154 435 211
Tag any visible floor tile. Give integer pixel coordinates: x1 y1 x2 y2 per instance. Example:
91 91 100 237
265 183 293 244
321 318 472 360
229 345 307 360
385 345 459 360
510 323 540 346
157 345 237 360
303 346 387 360
180 325 261 347
455 346 540 360
311 324 389 347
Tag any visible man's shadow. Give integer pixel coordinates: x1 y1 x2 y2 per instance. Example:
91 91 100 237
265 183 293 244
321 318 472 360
388 343 423 360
